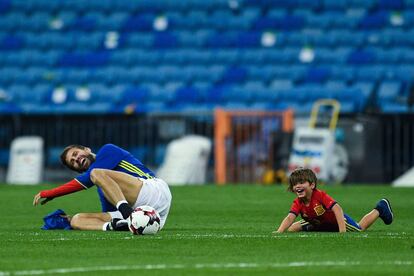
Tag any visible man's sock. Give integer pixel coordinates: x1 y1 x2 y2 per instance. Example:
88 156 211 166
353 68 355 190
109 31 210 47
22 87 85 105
103 222 112 231
116 200 134 219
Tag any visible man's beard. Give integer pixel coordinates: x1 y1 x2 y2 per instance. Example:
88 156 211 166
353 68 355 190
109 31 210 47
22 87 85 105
78 153 96 173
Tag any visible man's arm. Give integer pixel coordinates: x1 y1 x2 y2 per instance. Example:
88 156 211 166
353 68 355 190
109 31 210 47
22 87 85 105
33 179 85 206
275 212 297 233
332 204 346 233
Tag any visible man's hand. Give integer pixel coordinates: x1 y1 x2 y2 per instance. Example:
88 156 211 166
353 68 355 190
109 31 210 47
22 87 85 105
33 193 53 206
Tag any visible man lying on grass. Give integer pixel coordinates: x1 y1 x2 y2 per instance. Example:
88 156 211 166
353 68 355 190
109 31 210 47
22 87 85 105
275 168 393 233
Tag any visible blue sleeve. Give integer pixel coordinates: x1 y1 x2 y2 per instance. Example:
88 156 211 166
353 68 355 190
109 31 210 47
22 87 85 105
97 187 117 212
75 144 126 188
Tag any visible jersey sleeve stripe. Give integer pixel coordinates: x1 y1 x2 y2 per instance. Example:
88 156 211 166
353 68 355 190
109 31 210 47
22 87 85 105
345 223 362 232
119 160 153 179
74 178 88 189
289 210 298 216
327 201 337 210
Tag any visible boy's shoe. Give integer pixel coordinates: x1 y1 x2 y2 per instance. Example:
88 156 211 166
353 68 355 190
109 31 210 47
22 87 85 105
375 198 394 225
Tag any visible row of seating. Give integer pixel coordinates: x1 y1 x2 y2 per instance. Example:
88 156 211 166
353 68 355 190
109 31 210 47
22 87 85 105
1 47 414 68
2 29 414 51
0 65 413 86
6 0 414 13
0 10 413 31
0 80 407 114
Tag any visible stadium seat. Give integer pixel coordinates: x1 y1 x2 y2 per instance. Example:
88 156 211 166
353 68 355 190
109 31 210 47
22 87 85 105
122 14 154 32
153 32 178 48
359 11 389 29
377 81 403 102
347 49 376 64
356 66 384 81
304 67 331 83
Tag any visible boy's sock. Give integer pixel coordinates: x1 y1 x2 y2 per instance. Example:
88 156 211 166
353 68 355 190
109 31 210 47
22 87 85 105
116 200 134 219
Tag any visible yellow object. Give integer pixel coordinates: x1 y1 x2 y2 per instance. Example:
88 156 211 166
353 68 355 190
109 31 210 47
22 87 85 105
309 99 341 131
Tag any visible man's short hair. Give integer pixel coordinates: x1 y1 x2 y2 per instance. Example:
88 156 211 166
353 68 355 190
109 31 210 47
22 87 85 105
288 167 318 192
60 144 87 172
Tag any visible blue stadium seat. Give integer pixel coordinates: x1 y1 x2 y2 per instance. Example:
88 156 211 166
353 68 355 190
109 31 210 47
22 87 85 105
378 0 403 9
177 30 207 47
0 0 10 13
381 102 409 113
13 84 50 113
347 49 376 64
351 81 375 110
153 32 178 48
219 67 248 84
322 0 349 10
253 15 305 31
173 86 201 104
304 67 331 83
58 51 110 67
359 11 389 29
356 66 384 81
330 66 355 81
324 80 347 90
333 31 364 47
237 31 261 48
100 12 128 30
119 86 148 105
377 81 403 102
222 85 252 105
26 12 50 32
0 34 24 50
122 14 155 32
126 33 153 48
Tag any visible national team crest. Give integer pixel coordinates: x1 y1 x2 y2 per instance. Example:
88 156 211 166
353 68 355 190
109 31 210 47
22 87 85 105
314 205 325 216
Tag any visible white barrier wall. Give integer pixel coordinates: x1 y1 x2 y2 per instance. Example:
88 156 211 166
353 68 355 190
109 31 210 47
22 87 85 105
6 136 44 185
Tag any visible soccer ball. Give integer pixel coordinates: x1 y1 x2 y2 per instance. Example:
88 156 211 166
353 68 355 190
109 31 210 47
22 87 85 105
128 205 161 235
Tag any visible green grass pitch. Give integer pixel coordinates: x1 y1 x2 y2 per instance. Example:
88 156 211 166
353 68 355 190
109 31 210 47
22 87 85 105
0 184 412 275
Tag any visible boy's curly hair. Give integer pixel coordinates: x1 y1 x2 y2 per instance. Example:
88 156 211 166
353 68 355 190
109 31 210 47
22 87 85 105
288 167 318 192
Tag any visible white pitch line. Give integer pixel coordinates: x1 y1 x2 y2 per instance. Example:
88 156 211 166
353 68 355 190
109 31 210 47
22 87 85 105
3 232 412 242
0 261 412 276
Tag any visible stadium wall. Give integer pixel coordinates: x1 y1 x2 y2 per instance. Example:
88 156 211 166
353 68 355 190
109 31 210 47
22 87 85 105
0 112 413 184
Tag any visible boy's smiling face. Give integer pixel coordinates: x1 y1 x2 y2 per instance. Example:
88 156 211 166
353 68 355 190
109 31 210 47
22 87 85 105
292 181 315 200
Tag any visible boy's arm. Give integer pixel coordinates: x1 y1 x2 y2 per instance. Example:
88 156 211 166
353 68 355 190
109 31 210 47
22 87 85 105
331 204 346 233
275 213 297 233
33 179 85 206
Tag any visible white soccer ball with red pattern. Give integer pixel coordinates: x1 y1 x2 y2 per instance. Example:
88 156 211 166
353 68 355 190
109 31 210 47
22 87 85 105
128 205 161 235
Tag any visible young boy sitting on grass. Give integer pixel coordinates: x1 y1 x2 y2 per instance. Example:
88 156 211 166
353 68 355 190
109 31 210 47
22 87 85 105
275 167 393 233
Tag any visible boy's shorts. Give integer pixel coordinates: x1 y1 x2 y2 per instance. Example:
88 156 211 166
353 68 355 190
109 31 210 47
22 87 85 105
300 213 362 232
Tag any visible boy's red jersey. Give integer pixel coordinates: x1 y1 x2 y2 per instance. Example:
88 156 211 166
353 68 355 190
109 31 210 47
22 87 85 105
289 189 338 227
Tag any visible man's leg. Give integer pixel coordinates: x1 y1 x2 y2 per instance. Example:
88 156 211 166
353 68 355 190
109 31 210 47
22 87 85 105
70 212 111 230
90 169 143 219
